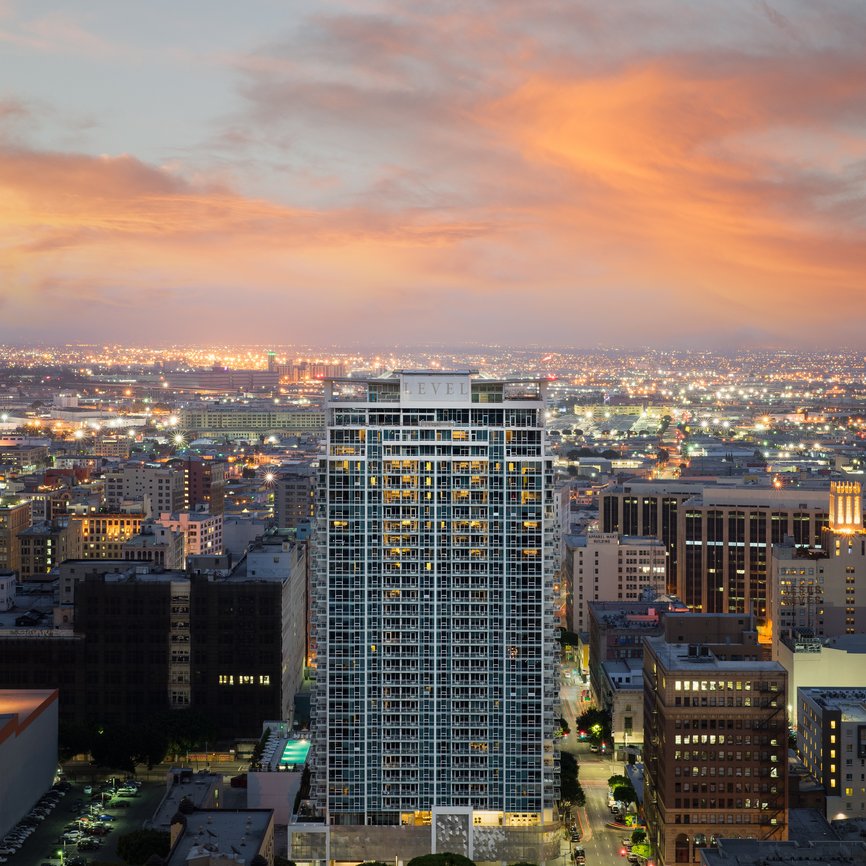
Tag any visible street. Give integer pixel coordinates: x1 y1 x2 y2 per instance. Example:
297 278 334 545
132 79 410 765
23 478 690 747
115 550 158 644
560 660 635 866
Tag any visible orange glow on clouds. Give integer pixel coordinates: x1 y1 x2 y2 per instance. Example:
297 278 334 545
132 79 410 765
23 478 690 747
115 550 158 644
1 2 866 346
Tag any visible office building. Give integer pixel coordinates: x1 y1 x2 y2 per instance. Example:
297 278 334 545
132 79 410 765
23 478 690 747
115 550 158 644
311 372 560 863
17 519 72 580
778 635 866 730
103 463 184 514
798 687 866 820
772 481 866 652
0 498 32 574
169 456 227 514
179 407 324 439
273 464 316 529
602 482 841 621
122 521 186 569
157 510 224 557
678 487 830 620
565 531 666 632
0 689 59 838
587 597 688 748
0 549 306 737
601 481 707 592
643 616 788 866
68 511 144 560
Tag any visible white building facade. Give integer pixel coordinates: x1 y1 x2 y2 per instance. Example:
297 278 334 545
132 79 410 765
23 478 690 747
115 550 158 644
310 372 560 863
567 532 667 633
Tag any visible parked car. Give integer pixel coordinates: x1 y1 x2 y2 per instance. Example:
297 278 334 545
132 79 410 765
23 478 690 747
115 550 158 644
83 786 92 795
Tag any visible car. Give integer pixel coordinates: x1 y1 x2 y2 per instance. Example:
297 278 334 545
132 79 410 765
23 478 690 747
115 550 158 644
0 850 15 856
622 838 633 848
627 855 640 864
96 815 114 823
589 744 599 753
83 786 92 796
570 832 581 843
573 848 586 864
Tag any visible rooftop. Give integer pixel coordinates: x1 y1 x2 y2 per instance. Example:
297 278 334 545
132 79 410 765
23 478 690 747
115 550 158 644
152 772 223 831
800 688 866 720
0 689 58 741
166 809 272 866
647 636 785 673
701 839 866 866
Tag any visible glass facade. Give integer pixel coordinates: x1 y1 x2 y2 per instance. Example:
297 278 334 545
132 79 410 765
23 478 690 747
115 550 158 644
312 373 559 826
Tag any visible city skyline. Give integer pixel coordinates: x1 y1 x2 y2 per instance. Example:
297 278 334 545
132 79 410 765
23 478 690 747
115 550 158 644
3 1 866 348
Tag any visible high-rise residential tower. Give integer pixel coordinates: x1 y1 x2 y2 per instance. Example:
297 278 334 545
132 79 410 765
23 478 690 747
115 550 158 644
309 371 560 863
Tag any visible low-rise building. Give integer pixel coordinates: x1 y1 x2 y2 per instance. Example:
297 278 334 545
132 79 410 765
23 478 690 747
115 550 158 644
122 522 186 570
700 838 866 866
157 510 223 557
565 531 666 632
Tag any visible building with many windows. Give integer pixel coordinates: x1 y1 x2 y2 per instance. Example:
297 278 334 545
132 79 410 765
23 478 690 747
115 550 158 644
771 481 866 655
565 531 666 633
103 463 184 515
643 615 788 866
308 371 560 864
798 687 866 820
273 464 316 529
0 498 32 575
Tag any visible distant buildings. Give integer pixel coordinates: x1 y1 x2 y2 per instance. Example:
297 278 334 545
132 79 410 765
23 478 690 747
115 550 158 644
103 462 184 514
643 615 788 866
179 407 324 440
157 510 223 557
0 498 31 574
273 465 315 530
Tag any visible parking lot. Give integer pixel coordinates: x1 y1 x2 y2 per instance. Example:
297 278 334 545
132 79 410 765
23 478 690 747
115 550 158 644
4 778 166 866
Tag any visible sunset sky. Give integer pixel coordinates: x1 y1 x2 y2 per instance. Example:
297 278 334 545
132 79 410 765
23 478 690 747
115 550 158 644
2 0 866 349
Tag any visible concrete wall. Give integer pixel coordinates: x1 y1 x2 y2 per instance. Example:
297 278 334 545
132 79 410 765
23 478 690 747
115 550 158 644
779 642 866 729
0 690 59 837
247 770 302 826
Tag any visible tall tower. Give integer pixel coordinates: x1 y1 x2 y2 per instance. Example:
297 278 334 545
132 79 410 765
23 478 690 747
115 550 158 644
829 480 863 532
311 371 560 862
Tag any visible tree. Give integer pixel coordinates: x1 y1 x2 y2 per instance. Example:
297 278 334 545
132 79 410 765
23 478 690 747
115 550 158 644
608 775 630 789
91 725 136 773
613 784 637 807
59 721 95 762
560 752 585 807
656 448 670 464
116 830 170 865
407 855 475 866
631 843 652 861
575 708 611 745
631 829 647 845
